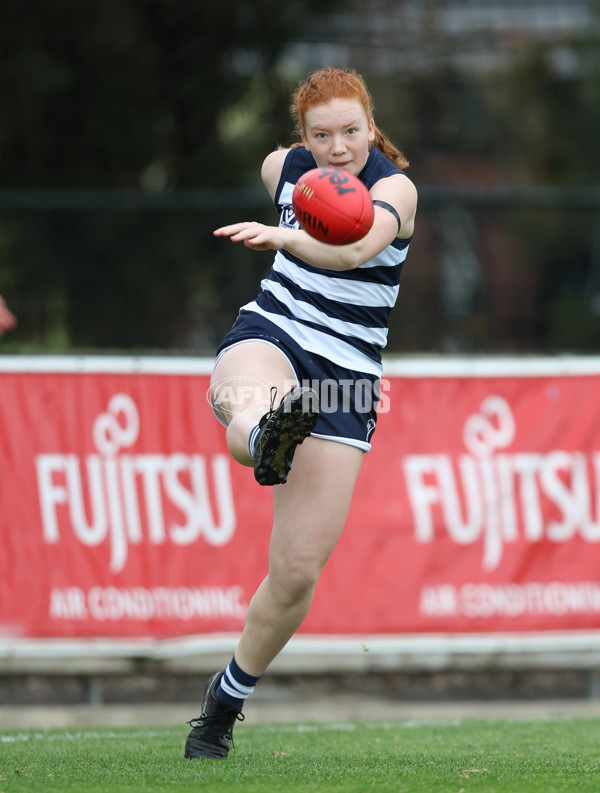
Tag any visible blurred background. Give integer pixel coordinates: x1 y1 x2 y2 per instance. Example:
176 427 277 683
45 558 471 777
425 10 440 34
2 0 600 357
2 0 600 726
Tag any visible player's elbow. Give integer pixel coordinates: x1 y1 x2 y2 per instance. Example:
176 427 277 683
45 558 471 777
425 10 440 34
337 239 374 270
336 249 363 270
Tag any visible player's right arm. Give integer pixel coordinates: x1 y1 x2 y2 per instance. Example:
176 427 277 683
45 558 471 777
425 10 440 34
218 146 417 271
214 172 413 271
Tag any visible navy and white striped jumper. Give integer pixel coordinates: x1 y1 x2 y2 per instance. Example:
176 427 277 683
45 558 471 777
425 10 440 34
238 145 411 380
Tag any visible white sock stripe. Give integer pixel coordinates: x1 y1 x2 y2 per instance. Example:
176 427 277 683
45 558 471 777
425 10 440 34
222 670 256 699
248 424 261 458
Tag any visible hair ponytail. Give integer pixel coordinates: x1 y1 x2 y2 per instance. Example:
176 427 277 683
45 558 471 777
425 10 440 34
373 127 409 170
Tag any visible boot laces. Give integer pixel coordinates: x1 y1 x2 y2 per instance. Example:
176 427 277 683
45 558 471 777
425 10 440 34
259 386 278 428
187 710 245 743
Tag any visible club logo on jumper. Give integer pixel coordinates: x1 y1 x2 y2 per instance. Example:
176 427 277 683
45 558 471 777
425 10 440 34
403 395 600 571
36 394 236 573
280 205 299 229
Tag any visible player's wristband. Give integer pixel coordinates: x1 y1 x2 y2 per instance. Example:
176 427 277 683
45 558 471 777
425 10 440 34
372 200 401 233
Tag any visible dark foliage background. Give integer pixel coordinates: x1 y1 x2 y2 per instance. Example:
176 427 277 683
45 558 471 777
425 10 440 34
1 0 600 355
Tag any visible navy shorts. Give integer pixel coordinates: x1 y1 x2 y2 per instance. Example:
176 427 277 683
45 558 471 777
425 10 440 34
214 312 382 452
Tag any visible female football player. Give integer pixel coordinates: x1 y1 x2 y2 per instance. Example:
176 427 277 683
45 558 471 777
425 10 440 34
185 66 417 759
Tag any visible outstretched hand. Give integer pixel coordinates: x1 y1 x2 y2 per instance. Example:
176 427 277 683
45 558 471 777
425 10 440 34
0 295 17 336
214 222 287 251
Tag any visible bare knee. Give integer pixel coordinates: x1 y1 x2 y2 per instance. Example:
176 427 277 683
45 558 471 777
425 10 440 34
268 553 322 607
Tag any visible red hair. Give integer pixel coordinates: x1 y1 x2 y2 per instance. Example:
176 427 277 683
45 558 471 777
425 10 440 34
289 67 409 169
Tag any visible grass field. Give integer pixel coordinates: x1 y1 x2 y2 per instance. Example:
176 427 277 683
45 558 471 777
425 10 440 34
2 716 599 792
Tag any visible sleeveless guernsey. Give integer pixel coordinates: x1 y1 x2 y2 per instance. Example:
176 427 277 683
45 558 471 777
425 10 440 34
238 145 411 378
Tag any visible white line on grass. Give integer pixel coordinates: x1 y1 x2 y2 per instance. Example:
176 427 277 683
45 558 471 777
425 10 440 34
0 729 173 743
2 714 580 744
0 721 466 744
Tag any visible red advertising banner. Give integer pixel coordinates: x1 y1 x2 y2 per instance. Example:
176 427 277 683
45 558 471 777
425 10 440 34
1 356 600 640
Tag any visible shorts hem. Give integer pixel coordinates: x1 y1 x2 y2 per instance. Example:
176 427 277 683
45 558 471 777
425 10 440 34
311 432 371 453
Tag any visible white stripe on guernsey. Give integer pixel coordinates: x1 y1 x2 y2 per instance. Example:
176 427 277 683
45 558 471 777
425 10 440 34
241 302 383 377
277 244 406 276
260 280 389 348
358 244 409 269
272 252 399 308
280 181 295 204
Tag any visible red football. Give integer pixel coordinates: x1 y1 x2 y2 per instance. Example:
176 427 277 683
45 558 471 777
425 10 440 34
292 167 374 245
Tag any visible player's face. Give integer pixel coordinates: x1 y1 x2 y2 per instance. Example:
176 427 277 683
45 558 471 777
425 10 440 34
301 98 375 176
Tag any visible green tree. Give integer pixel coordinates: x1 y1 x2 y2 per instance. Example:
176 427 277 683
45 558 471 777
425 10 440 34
0 0 347 351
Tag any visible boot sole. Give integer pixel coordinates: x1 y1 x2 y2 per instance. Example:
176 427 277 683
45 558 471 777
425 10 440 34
254 388 319 486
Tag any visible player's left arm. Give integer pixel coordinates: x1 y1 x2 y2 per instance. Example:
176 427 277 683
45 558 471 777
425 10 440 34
214 173 417 272
370 172 417 241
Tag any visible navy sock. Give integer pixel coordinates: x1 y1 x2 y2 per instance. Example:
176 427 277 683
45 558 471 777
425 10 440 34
216 656 261 710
